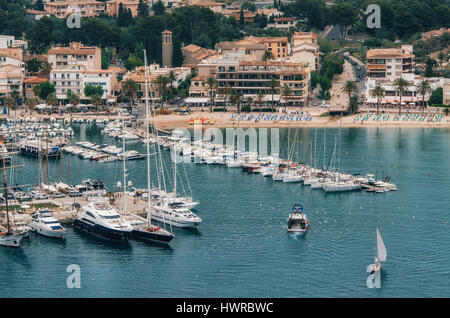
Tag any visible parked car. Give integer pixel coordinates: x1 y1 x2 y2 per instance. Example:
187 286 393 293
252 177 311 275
30 191 49 200
68 190 82 197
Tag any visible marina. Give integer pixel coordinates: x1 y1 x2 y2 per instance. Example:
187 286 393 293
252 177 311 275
1 123 449 297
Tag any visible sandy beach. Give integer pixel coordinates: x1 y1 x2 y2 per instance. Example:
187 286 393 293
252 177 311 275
153 108 450 130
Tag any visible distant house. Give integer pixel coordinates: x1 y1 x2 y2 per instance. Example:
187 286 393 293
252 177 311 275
181 44 217 67
266 17 295 32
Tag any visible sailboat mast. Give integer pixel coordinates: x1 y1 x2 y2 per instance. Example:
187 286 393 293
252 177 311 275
122 117 126 214
143 49 152 227
46 128 49 186
1 152 10 234
67 132 70 185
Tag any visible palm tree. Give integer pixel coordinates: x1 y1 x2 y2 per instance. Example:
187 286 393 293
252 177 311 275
10 90 20 119
266 78 280 112
231 90 242 113
156 75 169 108
256 92 265 110
393 78 410 115
90 95 103 111
246 96 253 109
219 84 232 109
438 52 447 67
121 79 139 108
280 84 292 113
206 76 217 112
341 80 357 108
5 97 14 116
46 93 58 113
168 70 176 90
25 98 38 114
416 79 432 112
41 62 52 79
370 86 385 115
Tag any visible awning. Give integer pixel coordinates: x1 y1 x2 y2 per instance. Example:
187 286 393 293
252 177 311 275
184 97 210 103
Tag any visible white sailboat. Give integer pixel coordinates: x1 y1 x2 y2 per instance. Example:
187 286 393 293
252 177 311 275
368 228 387 274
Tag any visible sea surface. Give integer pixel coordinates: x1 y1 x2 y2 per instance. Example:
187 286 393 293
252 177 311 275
1 124 449 297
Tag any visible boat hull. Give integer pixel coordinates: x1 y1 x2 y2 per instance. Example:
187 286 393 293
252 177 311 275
132 229 174 244
151 214 200 228
73 219 131 241
0 233 23 247
31 226 66 239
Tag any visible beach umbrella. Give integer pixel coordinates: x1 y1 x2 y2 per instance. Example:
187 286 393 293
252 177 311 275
20 205 30 209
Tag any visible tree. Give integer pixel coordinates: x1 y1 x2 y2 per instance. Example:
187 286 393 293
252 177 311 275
280 84 292 113
370 86 386 115
26 58 41 74
428 87 443 105
393 78 410 115
341 80 357 109
35 0 44 11
125 56 144 71
328 3 358 39
5 97 14 116
121 79 139 106
33 81 55 101
438 52 447 67
156 75 169 107
168 70 176 90
348 95 360 115
25 98 38 114
41 62 52 78
416 80 432 111
26 16 55 53
263 50 273 61
66 90 80 109
219 84 232 109
239 7 245 27
84 84 104 111
230 90 242 113
138 0 149 17
206 77 217 112
46 93 58 112
256 92 265 109
152 1 165 16
425 57 437 77
266 78 280 112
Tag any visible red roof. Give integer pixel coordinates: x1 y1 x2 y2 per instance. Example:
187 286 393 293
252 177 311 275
24 77 47 84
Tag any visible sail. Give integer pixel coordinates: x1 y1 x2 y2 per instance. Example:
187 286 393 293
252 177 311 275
376 228 387 262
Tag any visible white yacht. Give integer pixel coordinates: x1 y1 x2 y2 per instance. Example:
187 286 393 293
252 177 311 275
74 201 133 241
30 210 66 239
152 203 202 228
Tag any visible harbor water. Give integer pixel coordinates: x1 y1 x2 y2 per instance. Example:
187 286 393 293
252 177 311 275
1 124 450 297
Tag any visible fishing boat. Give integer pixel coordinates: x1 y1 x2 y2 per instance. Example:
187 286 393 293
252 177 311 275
30 210 66 239
368 228 387 274
287 204 309 234
73 201 133 241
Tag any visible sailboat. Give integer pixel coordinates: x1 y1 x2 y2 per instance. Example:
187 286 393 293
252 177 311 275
368 228 387 274
0 151 27 247
130 49 174 244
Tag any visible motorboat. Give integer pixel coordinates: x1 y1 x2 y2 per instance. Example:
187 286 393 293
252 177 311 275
287 204 309 234
152 203 202 228
30 210 66 239
73 201 133 241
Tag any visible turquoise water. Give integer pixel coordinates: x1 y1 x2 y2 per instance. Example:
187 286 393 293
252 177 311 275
1 125 450 297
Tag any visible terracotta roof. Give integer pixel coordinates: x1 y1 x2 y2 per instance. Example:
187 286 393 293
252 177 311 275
162 30 173 34
192 75 207 81
367 48 414 59
24 77 47 84
182 44 202 53
274 17 295 22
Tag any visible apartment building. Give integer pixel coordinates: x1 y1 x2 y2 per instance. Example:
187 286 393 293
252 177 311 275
365 45 418 104
181 44 217 67
105 0 140 17
288 32 319 71
366 45 414 81
444 82 450 105
188 52 310 106
215 41 266 62
122 64 191 102
23 77 48 99
48 42 101 71
0 65 24 105
251 37 289 59
44 0 106 18
266 17 295 31
51 67 119 102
